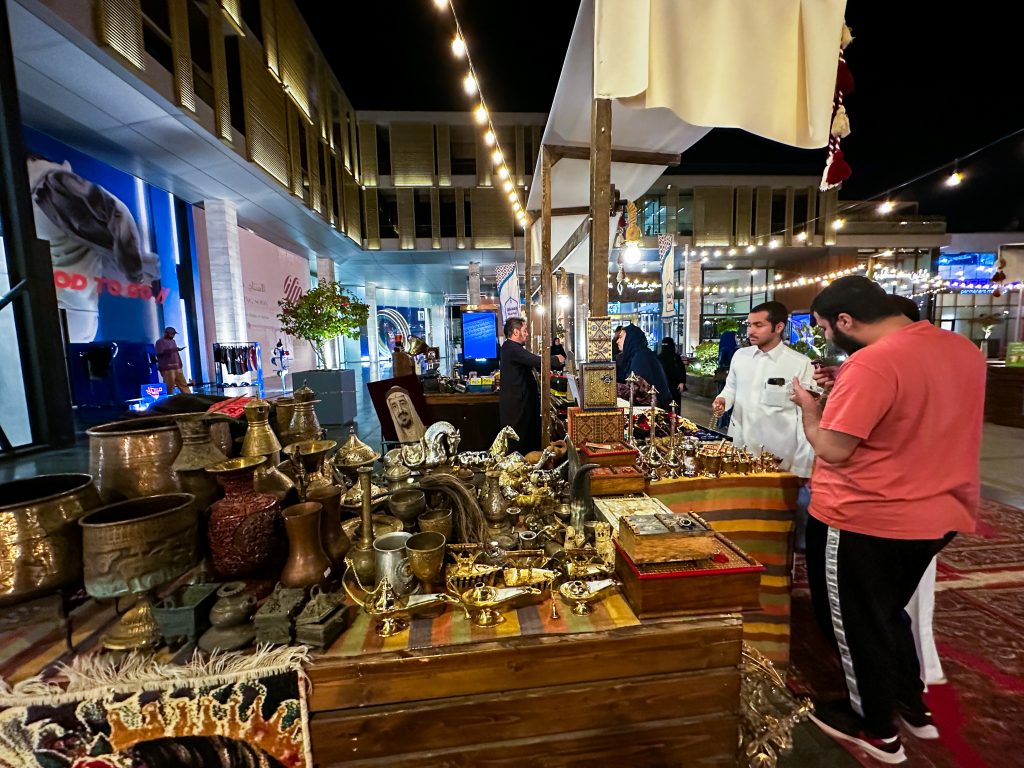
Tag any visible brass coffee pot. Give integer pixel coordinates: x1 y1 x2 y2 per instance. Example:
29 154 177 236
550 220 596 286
242 398 281 457
282 384 322 447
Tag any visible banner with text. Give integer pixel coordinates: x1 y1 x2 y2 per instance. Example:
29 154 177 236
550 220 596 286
497 263 521 323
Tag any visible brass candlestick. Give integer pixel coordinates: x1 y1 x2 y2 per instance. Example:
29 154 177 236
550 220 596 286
348 467 376 585
625 372 639 447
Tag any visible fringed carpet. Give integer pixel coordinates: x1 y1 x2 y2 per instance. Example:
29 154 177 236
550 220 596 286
788 498 1024 767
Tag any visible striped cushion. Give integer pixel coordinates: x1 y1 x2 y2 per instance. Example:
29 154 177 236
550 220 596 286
649 473 799 669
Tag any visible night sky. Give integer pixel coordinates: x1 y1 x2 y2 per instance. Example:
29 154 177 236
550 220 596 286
296 0 1022 232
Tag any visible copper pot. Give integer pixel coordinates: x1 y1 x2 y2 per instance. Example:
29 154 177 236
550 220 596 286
79 493 199 599
0 474 101 606
87 417 182 503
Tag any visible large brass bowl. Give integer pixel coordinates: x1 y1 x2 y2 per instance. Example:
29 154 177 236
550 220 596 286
79 493 199 599
87 415 232 503
0 474 101 606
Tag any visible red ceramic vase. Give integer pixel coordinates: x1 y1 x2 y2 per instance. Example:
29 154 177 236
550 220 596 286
206 457 280 578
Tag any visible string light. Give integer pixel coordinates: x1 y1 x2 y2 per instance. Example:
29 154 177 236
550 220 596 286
832 217 845 230
878 200 894 214
796 231 808 242
944 171 964 187
700 265 867 296
435 1 527 228
746 245 756 254
768 239 779 249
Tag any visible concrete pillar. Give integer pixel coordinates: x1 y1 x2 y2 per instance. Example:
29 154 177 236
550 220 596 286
574 274 588 364
204 199 246 343
366 281 379 375
684 249 702 354
467 261 481 304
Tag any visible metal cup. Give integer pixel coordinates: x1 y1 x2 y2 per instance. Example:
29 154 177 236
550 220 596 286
406 531 446 590
418 508 453 540
373 531 415 596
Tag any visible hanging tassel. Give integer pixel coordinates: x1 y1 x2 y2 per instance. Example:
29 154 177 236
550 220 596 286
825 149 852 186
841 24 854 50
836 58 855 95
831 104 851 138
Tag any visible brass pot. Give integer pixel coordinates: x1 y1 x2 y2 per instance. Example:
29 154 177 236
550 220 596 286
281 502 332 589
0 474 101 606
87 416 183 503
79 493 199 599
172 414 229 511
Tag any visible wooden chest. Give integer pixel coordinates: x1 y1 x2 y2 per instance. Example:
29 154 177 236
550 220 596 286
590 466 646 496
618 511 718 564
615 535 763 619
586 315 614 361
567 407 623 446
579 441 639 467
580 362 618 410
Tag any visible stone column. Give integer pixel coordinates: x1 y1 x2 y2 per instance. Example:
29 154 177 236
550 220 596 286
684 249 702 354
366 281 379 375
204 199 246 343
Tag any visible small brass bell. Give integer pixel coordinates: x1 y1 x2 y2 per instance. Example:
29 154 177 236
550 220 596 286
242 398 281 457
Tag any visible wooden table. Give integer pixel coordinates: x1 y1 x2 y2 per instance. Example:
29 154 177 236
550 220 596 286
307 595 743 767
424 392 500 451
649 472 800 668
985 363 1024 428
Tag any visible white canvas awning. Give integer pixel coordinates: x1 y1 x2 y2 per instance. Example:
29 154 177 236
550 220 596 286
527 0 848 268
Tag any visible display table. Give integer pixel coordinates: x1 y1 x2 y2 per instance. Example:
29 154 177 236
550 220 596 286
424 392 500 451
308 594 742 767
985 363 1024 428
649 472 800 668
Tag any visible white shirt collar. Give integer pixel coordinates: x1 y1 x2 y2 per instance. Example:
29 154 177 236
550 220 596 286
753 342 786 360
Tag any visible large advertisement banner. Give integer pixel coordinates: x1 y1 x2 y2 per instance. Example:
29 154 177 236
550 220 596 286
24 127 182 344
238 229 314 373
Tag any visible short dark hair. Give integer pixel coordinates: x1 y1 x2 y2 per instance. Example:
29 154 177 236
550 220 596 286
503 317 525 338
810 275 900 325
888 294 920 322
750 301 789 330
613 325 625 336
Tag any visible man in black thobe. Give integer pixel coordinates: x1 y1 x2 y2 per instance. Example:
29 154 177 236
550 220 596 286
499 317 564 454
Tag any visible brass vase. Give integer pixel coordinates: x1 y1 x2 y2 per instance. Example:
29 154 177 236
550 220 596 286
307 485 351 569
172 414 228 512
206 457 280 579
242 398 282 457
0 474 102 606
281 502 332 588
480 470 509 526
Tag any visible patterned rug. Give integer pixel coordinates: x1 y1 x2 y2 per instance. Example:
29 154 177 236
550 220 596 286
0 647 312 768
789 498 1024 767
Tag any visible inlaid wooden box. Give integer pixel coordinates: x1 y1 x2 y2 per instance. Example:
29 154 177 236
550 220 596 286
590 466 646 496
567 407 623 446
586 315 614 361
580 361 617 410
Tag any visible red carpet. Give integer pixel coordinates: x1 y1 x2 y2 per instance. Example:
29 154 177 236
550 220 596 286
789 498 1024 767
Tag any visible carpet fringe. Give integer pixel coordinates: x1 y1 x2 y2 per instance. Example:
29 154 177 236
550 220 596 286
0 644 311 709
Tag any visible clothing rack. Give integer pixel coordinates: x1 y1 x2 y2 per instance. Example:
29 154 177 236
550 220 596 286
212 341 264 398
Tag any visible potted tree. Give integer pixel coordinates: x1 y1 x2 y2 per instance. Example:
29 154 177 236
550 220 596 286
277 281 368 424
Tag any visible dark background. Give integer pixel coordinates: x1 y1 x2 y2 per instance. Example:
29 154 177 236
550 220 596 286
296 0 1023 232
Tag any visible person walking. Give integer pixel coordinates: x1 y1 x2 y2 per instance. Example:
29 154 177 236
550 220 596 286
790 276 985 763
499 317 564 453
712 301 815 478
155 326 190 394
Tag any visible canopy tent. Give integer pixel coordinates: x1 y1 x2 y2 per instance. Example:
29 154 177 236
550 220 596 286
526 0 848 273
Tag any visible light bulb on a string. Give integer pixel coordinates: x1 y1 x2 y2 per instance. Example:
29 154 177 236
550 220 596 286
502 180 513 193
796 231 808 242
484 130 495 146
474 104 487 124
945 171 964 187
878 200 894 214
497 166 510 180
451 35 466 57
491 149 503 165
462 73 477 96
432 0 447 9
507 191 517 203
832 218 845 230
746 245 756 254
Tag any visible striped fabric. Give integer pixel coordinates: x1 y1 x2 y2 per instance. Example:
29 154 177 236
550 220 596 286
649 472 800 668
325 593 640 657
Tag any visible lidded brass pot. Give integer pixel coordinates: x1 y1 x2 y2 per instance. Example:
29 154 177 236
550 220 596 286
337 427 380 471
281 384 322 446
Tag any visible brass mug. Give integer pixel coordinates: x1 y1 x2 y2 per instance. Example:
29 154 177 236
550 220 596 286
406 531 447 590
418 508 453 541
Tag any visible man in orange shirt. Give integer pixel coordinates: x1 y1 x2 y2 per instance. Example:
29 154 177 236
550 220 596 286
790 276 985 764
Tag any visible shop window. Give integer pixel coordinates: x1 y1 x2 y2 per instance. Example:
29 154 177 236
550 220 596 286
140 0 173 72
414 190 432 239
643 196 666 235
378 190 398 239
450 125 476 176
676 194 694 235
376 125 391 176
239 0 262 42
187 0 214 110
439 190 456 237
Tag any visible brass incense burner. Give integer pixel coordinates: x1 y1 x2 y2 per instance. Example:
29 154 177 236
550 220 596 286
557 578 619 616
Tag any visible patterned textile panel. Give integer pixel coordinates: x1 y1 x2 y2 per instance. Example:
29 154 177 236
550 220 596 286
650 474 799 669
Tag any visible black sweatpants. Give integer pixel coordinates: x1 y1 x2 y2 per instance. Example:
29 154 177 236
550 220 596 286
805 514 955 735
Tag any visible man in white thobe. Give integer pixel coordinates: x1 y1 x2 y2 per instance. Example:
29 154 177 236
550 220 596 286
713 301 815 478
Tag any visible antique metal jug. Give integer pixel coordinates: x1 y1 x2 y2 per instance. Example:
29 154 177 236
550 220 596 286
281 502 332 589
172 414 229 511
242 398 281 457
306 484 351 569
282 384 322 447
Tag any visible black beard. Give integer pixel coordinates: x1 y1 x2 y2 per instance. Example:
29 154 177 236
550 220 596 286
831 327 865 355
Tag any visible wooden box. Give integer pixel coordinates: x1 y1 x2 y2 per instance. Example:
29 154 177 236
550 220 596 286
580 441 639 467
618 511 717 564
615 534 764 619
586 315 614 361
580 362 618 410
567 407 623 446
590 466 646 496
593 494 673 531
